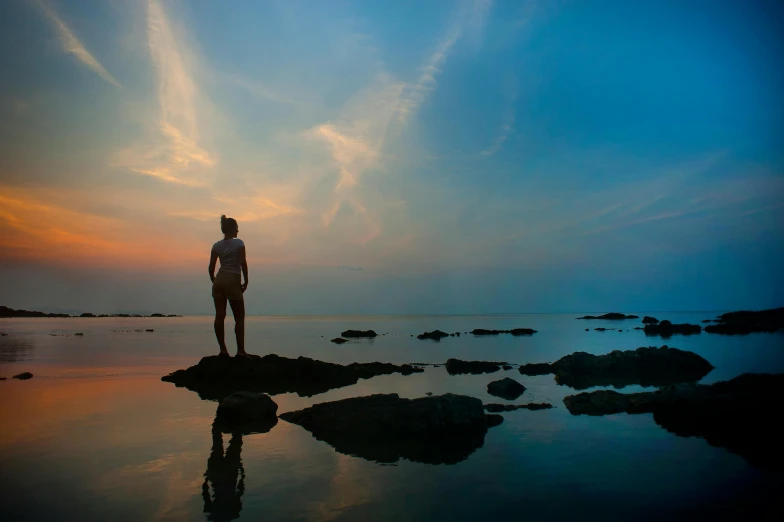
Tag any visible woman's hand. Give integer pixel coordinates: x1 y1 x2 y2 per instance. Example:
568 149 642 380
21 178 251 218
242 281 248 293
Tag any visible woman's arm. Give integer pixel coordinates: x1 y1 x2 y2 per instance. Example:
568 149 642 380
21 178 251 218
208 248 218 282
239 246 248 292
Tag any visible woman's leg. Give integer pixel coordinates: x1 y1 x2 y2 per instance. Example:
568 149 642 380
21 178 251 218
214 296 228 354
228 299 246 355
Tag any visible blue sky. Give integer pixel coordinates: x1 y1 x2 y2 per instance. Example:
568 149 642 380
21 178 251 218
0 0 782 314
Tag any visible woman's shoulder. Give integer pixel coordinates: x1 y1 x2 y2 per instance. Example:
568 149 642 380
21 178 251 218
233 238 245 247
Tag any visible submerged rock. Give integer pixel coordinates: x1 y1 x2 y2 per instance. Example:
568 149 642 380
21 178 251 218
12 372 33 380
74 332 84 336
487 377 526 400
704 307 784 335
484 403 553 412
279 393 501 464
502 365 513 370
417 330 450 341
161 354 423 400
644 320 701 338
216 391 278 423
563 373 784 470
445 359 505 375
471 328 537 336
577 313 639 320
330 337 348 344
341 330 378 338
642 316 659 324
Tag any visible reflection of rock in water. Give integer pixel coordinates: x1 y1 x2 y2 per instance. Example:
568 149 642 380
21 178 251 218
162 354 423 400
280 393 502 465
0 337 34 363
202 416 277 522
563 373 784 470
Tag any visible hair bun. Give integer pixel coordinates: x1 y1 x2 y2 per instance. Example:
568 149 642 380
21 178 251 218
220 214 227 223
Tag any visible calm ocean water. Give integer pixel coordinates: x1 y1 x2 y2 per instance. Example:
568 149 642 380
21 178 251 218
1 312 782 521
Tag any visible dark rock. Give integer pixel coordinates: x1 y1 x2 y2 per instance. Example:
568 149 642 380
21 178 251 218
0 377 5 380
518 362 553 376
484 402 553 412
550 346 713 390
425 392 433 396
445 358 504 375
13 372 33 380
80 313 96 318
471 328 537 336
642 316 659 324
702 319 712 323
633 327 644 330
704 307 784 335
594 327 609 331
341 330 378 338
150 313 165 317
0 306 69 318
563 373 784 470
455 332 461 337
502 365 512 370
485 414 504 427
577 313 639 320
487 377 526 400
216 391 278 423
585 328 589 331
330 337 348 344
161 354 423 400
279 393 502 464
417 330 450 341
145 329 154 332
74 332 84 336
644 320 701 338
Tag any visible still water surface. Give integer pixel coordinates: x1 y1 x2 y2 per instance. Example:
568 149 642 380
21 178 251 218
1 313 782 521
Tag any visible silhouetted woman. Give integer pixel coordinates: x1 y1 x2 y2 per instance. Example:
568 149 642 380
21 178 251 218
209 215 249 357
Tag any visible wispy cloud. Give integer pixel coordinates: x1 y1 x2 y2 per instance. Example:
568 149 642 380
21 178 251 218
480 93 517 157
114 0 214 186
396 0 493 124
33 0 122 87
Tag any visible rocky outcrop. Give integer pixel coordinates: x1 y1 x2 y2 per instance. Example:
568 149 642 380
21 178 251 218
471 328 537 336
518 362 553 376
216 391 278 423
704 307 784 335
642 316 659 324
563 373 784 470
644 320 701 338
279 393 502 464
161 354 423 400
330 338 348 344
553 346 712 389
516 346 713 389
445 359 505 375
341 330 378 338
13 372 33 380
484 403 552 412
577 313 639 320
417 330 450 340
487 377 526 400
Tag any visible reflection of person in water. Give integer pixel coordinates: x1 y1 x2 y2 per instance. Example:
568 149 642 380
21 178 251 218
202 423 245 522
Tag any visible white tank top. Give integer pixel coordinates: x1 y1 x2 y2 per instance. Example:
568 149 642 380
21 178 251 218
212 238 244 275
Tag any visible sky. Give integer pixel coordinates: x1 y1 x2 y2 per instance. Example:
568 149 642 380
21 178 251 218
0 0 782 314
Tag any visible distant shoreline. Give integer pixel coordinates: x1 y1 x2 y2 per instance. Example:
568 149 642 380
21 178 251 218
0 306 180 319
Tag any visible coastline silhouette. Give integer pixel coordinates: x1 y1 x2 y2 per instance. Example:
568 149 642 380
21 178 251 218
209 215 250 358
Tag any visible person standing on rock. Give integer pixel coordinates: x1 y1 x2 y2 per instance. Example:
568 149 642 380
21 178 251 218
209 215 250 358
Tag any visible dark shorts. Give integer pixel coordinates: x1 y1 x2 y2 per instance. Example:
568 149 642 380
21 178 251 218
212 271 243 301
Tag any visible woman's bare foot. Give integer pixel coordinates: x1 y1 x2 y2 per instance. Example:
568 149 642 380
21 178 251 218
218 349 230 357
235 351 251 359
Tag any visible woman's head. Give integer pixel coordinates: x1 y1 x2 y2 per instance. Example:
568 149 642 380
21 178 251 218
220 215 238 237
